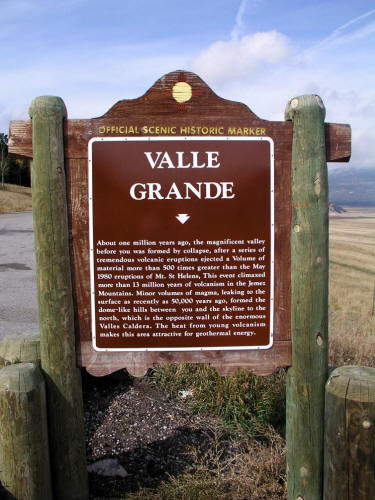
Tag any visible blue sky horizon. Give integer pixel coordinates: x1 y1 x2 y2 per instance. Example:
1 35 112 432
2 0 374 168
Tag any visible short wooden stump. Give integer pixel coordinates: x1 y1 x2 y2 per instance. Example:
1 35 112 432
0 363 52 500
324 365 375 500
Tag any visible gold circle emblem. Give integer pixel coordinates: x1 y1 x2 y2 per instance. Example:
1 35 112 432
172 82 192 103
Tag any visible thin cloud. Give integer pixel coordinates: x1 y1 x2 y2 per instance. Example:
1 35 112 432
231 0 249 41
321 8 375 43
302 8 375 56
231 0 264 41
191 31 290 85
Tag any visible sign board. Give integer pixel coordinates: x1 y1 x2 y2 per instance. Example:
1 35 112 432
89 137 274 351
7 70 351 375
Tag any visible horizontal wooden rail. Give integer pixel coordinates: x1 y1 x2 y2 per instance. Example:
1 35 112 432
8 119 351 162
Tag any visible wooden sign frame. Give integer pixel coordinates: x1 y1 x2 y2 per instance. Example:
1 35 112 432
9 70 351 377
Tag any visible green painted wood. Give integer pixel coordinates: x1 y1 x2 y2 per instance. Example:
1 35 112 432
285 95 329 500
324 366 375 500
0 363 52 500
29 96 88 500
0 333 40 367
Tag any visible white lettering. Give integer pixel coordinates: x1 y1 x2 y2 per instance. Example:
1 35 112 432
130 182 235 200
144 152 162 169
143 151 221 169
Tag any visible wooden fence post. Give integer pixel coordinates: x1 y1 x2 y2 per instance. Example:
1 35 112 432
29 96 88 500
0 333 40 368
0 363 52 500
285 95 329 499
324 365 375 499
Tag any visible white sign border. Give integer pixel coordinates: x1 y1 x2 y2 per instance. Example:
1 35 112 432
88 136 275 352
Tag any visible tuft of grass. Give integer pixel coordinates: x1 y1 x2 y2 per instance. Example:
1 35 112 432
0 183 32 213
152 364 286 438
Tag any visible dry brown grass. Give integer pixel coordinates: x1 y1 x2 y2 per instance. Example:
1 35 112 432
0 183 32 213
329 207 375 367
125 425 286 500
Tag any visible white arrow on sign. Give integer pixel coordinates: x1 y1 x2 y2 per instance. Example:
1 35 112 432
176 214 190 224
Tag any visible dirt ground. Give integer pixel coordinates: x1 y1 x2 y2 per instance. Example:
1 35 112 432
83 371 238 499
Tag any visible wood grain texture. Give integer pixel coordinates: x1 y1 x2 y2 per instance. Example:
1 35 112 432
0 363 52 500
8 120 351 162
0 333 40 367
81 340 291 377
63 71 292 376
103 70 255 119
29 96 88 500
324 366 375 500
8 119 32 158
285 94 329 500
325 123 351 162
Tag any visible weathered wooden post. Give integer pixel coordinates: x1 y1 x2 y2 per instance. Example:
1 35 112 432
29 96 88 500
0 363 52 500
324 366 375 499
0 333 40 368
285 95 329 499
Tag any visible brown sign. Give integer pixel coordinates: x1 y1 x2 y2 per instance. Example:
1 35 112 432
89 137 274 351
8 70 351 376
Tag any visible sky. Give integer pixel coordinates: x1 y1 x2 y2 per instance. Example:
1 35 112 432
1 0 375 168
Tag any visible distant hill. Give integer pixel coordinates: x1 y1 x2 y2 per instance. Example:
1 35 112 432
328 167 375 206
0 183 32 213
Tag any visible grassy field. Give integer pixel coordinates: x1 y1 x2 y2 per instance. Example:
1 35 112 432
329 207 375 367
0 183 32 213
